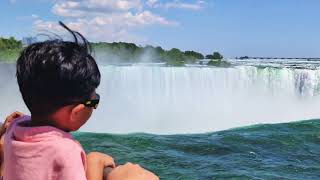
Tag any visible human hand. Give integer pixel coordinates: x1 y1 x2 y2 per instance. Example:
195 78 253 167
87 152 116 168
107 162 159 180
1 111 24 135
86 152 116 180
0 111 23 162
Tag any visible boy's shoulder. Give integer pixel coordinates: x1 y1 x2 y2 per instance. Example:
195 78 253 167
49 134 83 152
8 115 84 154
54 136 85 159
49 134 87 170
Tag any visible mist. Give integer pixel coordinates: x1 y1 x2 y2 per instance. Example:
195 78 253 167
1 61 320 134
0 63 29 119
93 50 157 65
85 65 320 134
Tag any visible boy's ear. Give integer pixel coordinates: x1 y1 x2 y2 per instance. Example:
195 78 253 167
70 104 86 122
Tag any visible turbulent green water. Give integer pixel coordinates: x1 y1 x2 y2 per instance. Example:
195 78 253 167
74 119 320 179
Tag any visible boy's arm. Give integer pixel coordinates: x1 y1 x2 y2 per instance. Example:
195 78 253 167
58 150 87 180
86 152 115 180
55 140 91 180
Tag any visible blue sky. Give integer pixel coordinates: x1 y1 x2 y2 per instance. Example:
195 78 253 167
1 0 320 57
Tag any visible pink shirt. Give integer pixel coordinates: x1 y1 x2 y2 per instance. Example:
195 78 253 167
3 116 87 180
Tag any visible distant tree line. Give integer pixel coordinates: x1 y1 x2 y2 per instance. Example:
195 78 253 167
0 37 228 67
0 37 22 50
92 42 225 66
0 37 22 62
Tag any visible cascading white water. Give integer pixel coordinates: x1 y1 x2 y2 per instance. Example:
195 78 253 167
85 65 320 134
1 64 320 134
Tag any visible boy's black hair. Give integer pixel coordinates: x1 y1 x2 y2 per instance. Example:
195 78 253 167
16 22 101 115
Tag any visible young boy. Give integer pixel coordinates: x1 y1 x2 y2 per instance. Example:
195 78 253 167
3 23 158 180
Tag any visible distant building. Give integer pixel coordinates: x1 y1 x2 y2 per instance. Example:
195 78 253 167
22 37 37 47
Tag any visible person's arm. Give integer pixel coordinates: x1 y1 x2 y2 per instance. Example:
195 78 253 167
55 141 90 180
107 162 159 180
0 111 24 177
86 152 115 180
0 111 24 136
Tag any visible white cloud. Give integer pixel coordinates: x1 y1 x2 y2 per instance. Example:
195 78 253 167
52 0 143 17
31 14 39 18
33 10 176 43
33 0 203 43
146 0 158 7
34 19 142 43
147 0 205 11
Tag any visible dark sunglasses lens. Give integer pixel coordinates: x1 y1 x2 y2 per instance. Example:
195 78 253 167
91 99 99 109
84 94 100 109
94 94 100 109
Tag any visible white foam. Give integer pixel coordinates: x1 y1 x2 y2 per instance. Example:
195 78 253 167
1 64 320 134
85 65 320 134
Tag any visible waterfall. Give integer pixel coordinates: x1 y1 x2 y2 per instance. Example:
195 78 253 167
1 64 320 134
85 65 320 134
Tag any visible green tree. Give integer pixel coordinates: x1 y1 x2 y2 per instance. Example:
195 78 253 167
239 56 249 59
164 48 186 66
207 60 231 67
184 50 204 63
76 41 230 67
206 52 223 60
0 37 22 62
184 51 204 59
166 48 186 61
155 46 165 55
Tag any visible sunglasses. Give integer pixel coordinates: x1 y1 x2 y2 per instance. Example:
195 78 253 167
82 93 100 109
